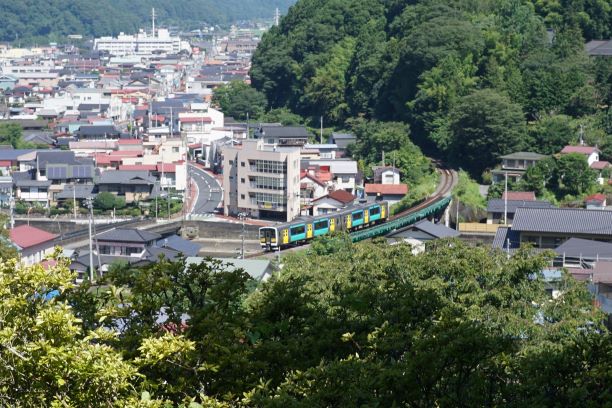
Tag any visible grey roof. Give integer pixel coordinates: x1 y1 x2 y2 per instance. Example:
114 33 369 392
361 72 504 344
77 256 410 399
155 235 200 257
412 219 460 239
23 132 54 145
55 184 96 199
305 159 358 174
0 149 35 161
586 40 612 56
145 246 182 262
492 226 521 249
98 170 155 185
554 238 612 260
76 125 120 137
15 179 52 187
499 152 547 160
486 199 554 213
0 119 47 129
186 257 272 280
512 207 612 235
95 228 161 243
37 151 80 167
258 126 310 139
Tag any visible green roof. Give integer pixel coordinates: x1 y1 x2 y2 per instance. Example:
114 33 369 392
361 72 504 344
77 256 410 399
499 152 547 160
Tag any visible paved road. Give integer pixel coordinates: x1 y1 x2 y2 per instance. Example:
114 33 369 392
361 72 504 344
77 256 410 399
189 164 222 214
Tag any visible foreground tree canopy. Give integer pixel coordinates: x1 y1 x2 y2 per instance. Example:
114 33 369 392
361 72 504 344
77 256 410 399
2 237 612 406
251 0 612 177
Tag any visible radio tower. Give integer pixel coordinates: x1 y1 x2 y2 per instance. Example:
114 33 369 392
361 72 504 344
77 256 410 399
274 8 280 27
151 8 156 37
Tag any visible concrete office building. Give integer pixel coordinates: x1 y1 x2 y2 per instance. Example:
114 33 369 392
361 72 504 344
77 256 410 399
223 139 301 222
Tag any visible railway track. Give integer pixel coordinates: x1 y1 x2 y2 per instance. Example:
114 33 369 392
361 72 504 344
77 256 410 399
389 167 455 221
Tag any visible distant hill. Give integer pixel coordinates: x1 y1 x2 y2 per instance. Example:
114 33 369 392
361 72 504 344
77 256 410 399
0 0 295 43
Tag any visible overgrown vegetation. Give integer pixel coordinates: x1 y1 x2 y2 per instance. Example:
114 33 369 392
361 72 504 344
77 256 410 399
0 0 295 43
1 236 608 405
251 0 611 180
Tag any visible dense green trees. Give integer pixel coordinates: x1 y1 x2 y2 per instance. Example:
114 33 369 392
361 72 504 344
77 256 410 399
252 0 610 179
0 0 295 43
212 81 268 121
2 238 612 405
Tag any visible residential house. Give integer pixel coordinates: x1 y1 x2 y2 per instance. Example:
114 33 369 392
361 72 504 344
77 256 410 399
486 198 554 224
0 74 17 91
492 152 547 184
9 224 57 266
560 145 600 166
387 219 460 243
306 159 359 194
590 160 610 185
502 191 537 201
75 125 122 140
255 126 310 147
373 166 401 185
493 207 612 251
585 193 607 210
96 228 161 256
96 170 158 203
364 183 408 206
585 39 612 56
312 189 356 216
301 144 338 160
330 132 356 157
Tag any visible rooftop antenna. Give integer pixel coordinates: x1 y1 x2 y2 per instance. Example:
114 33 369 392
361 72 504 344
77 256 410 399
152 8 156 38
274 8 280 27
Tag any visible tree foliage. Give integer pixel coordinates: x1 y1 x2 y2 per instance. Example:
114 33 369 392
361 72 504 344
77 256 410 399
251 0 608 178
212 81 268 121
0 0 296 43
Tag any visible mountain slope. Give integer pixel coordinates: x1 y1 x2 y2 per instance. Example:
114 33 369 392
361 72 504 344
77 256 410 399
0 0 295 42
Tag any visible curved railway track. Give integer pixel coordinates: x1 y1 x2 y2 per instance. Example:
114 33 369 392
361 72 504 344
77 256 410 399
389 167 455 222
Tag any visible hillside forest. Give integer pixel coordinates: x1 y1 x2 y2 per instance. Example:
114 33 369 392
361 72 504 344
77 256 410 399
245 0 612 202
0 0 295 43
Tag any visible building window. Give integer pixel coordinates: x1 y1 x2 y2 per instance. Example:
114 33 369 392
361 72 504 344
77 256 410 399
253 160 286 174
241 161 245 167
229 160 234 165
241 178 245 183
241 194 245 199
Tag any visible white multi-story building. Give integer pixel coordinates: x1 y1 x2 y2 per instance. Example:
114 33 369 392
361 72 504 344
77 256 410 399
94 29 191 56
223 139 301 222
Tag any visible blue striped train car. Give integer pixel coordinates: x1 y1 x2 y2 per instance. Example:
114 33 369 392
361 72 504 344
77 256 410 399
259 201 389 251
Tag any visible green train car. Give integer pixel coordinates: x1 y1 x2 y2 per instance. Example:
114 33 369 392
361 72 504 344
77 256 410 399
259 201 390 250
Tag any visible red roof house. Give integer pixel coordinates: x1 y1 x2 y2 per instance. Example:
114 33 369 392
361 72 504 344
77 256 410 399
502 191 537 201
9 225 58 266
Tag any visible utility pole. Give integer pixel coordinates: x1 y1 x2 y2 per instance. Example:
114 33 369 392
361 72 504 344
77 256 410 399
73 186 77 218
85 197 94 282
320 116 323 144
504 171 508 225
151 8 156 38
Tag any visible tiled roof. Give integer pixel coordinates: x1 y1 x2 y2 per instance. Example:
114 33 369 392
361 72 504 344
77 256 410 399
512 207 612 235
10 225 57 249
155 235 200 256
561 145 600 155
486 199 553 213
258 126 309 138
502 191 536 201
554 238 612 259
590 161 610 170
95 228 161 243
117 139 142 145
180 117 212 124
313 189 355 204
365 183 409 195
492 226 521 249
585 193 606 203
499 152 547 160
412 219 460 239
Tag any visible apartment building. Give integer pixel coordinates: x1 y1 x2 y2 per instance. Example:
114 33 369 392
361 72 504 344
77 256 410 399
223 139 300 222
94 29 191 56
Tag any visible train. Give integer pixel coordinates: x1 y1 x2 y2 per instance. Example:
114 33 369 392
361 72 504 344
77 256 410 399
259 201 390 251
